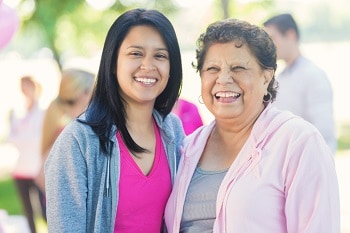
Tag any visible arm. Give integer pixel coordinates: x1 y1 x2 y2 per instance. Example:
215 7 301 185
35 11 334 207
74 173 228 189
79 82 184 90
45 124 88 233
284 132 340 232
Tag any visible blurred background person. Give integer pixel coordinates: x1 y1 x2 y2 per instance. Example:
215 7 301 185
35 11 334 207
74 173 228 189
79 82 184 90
35 68 95 192
172 98 203 135
6 75 46 233
263 13 337 154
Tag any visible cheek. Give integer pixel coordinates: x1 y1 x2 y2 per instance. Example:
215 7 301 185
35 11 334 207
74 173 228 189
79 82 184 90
237 82 256 101
160 62 171 77
200 78 211 95
116 60 125 78
244 80 266 100
117 58 139 74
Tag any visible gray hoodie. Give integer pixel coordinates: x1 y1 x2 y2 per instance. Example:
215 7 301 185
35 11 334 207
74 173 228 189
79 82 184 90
45 111 185 233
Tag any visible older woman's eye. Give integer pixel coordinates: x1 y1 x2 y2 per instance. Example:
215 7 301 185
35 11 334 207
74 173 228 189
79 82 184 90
207 66 219 72
231 66 246 72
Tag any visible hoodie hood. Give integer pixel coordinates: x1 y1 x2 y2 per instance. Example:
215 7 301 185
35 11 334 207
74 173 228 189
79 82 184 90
182 104 297 167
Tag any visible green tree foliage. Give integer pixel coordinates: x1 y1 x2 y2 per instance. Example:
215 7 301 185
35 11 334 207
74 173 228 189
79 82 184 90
20 0 177 66
213 0 275 22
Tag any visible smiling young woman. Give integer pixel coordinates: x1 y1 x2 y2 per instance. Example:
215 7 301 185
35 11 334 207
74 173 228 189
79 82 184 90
44 9 184 233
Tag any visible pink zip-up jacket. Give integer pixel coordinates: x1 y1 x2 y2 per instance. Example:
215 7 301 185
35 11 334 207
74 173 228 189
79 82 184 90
165 105 340 233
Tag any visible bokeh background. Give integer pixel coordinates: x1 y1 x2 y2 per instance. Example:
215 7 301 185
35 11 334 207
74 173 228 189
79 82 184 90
1 0 349 232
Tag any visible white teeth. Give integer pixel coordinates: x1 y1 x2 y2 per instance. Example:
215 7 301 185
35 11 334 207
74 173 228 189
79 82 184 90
215 91 240 98
135 77 156 84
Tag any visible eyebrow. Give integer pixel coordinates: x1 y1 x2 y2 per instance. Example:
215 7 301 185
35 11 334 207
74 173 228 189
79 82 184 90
127 45 168 52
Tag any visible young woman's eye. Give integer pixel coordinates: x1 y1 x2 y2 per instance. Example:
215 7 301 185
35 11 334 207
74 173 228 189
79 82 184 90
155 53 168 59
130 51 142 57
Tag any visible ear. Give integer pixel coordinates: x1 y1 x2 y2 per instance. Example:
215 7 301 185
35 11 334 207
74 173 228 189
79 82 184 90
263 69 274 87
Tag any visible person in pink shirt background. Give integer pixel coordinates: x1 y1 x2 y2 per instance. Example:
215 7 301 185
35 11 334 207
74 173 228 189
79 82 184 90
172 98 203 135
7 75 46 233
165 18 340 232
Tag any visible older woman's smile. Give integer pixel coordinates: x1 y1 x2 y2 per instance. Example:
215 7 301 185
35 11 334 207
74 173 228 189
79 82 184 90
214 91 241 102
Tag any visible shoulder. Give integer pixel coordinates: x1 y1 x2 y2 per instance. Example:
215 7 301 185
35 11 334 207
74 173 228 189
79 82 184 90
183 122 214 148
260 106 322 140
154 111 185 142
277 109 324 145
298 56 329 81
57 116 99 147
47 117 104 171
260 107 333 159
154 111 183 129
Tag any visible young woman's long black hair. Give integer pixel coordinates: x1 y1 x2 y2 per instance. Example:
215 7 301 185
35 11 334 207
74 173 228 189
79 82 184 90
80 8 183 154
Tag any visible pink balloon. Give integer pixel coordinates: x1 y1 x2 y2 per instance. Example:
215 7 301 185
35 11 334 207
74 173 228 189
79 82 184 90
0 2 19 49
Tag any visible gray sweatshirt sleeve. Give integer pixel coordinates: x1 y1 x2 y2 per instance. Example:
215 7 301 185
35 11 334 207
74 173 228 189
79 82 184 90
45 122 88 233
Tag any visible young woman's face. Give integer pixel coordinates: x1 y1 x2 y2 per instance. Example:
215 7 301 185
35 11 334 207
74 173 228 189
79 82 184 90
116 25 170 107
200 42 272 122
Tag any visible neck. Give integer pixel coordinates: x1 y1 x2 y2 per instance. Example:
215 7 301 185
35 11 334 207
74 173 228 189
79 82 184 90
125 103 154 133
26 99 36 111
216 102 264 133
285 48 301 67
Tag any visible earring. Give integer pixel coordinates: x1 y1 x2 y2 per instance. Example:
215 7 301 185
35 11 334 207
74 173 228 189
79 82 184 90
198 95 204 104
263 91 272 103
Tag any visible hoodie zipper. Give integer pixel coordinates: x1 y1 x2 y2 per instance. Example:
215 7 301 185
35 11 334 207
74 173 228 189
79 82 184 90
105 143 113 197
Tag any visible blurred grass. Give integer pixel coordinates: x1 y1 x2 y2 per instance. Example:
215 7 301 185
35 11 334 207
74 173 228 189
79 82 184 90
0 176 48 232
0 176 22 215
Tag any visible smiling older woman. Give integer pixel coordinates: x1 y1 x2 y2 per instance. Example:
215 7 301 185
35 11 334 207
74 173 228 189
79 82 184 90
165 18 340 233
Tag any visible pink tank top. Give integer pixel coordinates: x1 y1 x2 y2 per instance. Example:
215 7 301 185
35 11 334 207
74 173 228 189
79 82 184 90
114 121 171 233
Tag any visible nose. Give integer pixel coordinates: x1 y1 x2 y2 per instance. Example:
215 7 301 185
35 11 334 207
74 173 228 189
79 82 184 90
216 71 233 85
140 56 156 71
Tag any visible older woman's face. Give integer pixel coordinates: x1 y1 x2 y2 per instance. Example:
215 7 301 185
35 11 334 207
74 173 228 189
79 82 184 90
200 42 272 122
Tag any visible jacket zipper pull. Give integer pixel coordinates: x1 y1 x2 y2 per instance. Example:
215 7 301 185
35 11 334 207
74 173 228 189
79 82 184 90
105 154 110 197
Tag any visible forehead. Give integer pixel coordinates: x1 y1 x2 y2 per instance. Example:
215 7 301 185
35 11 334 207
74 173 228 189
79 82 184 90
205 42 255 64
121 25 166 47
